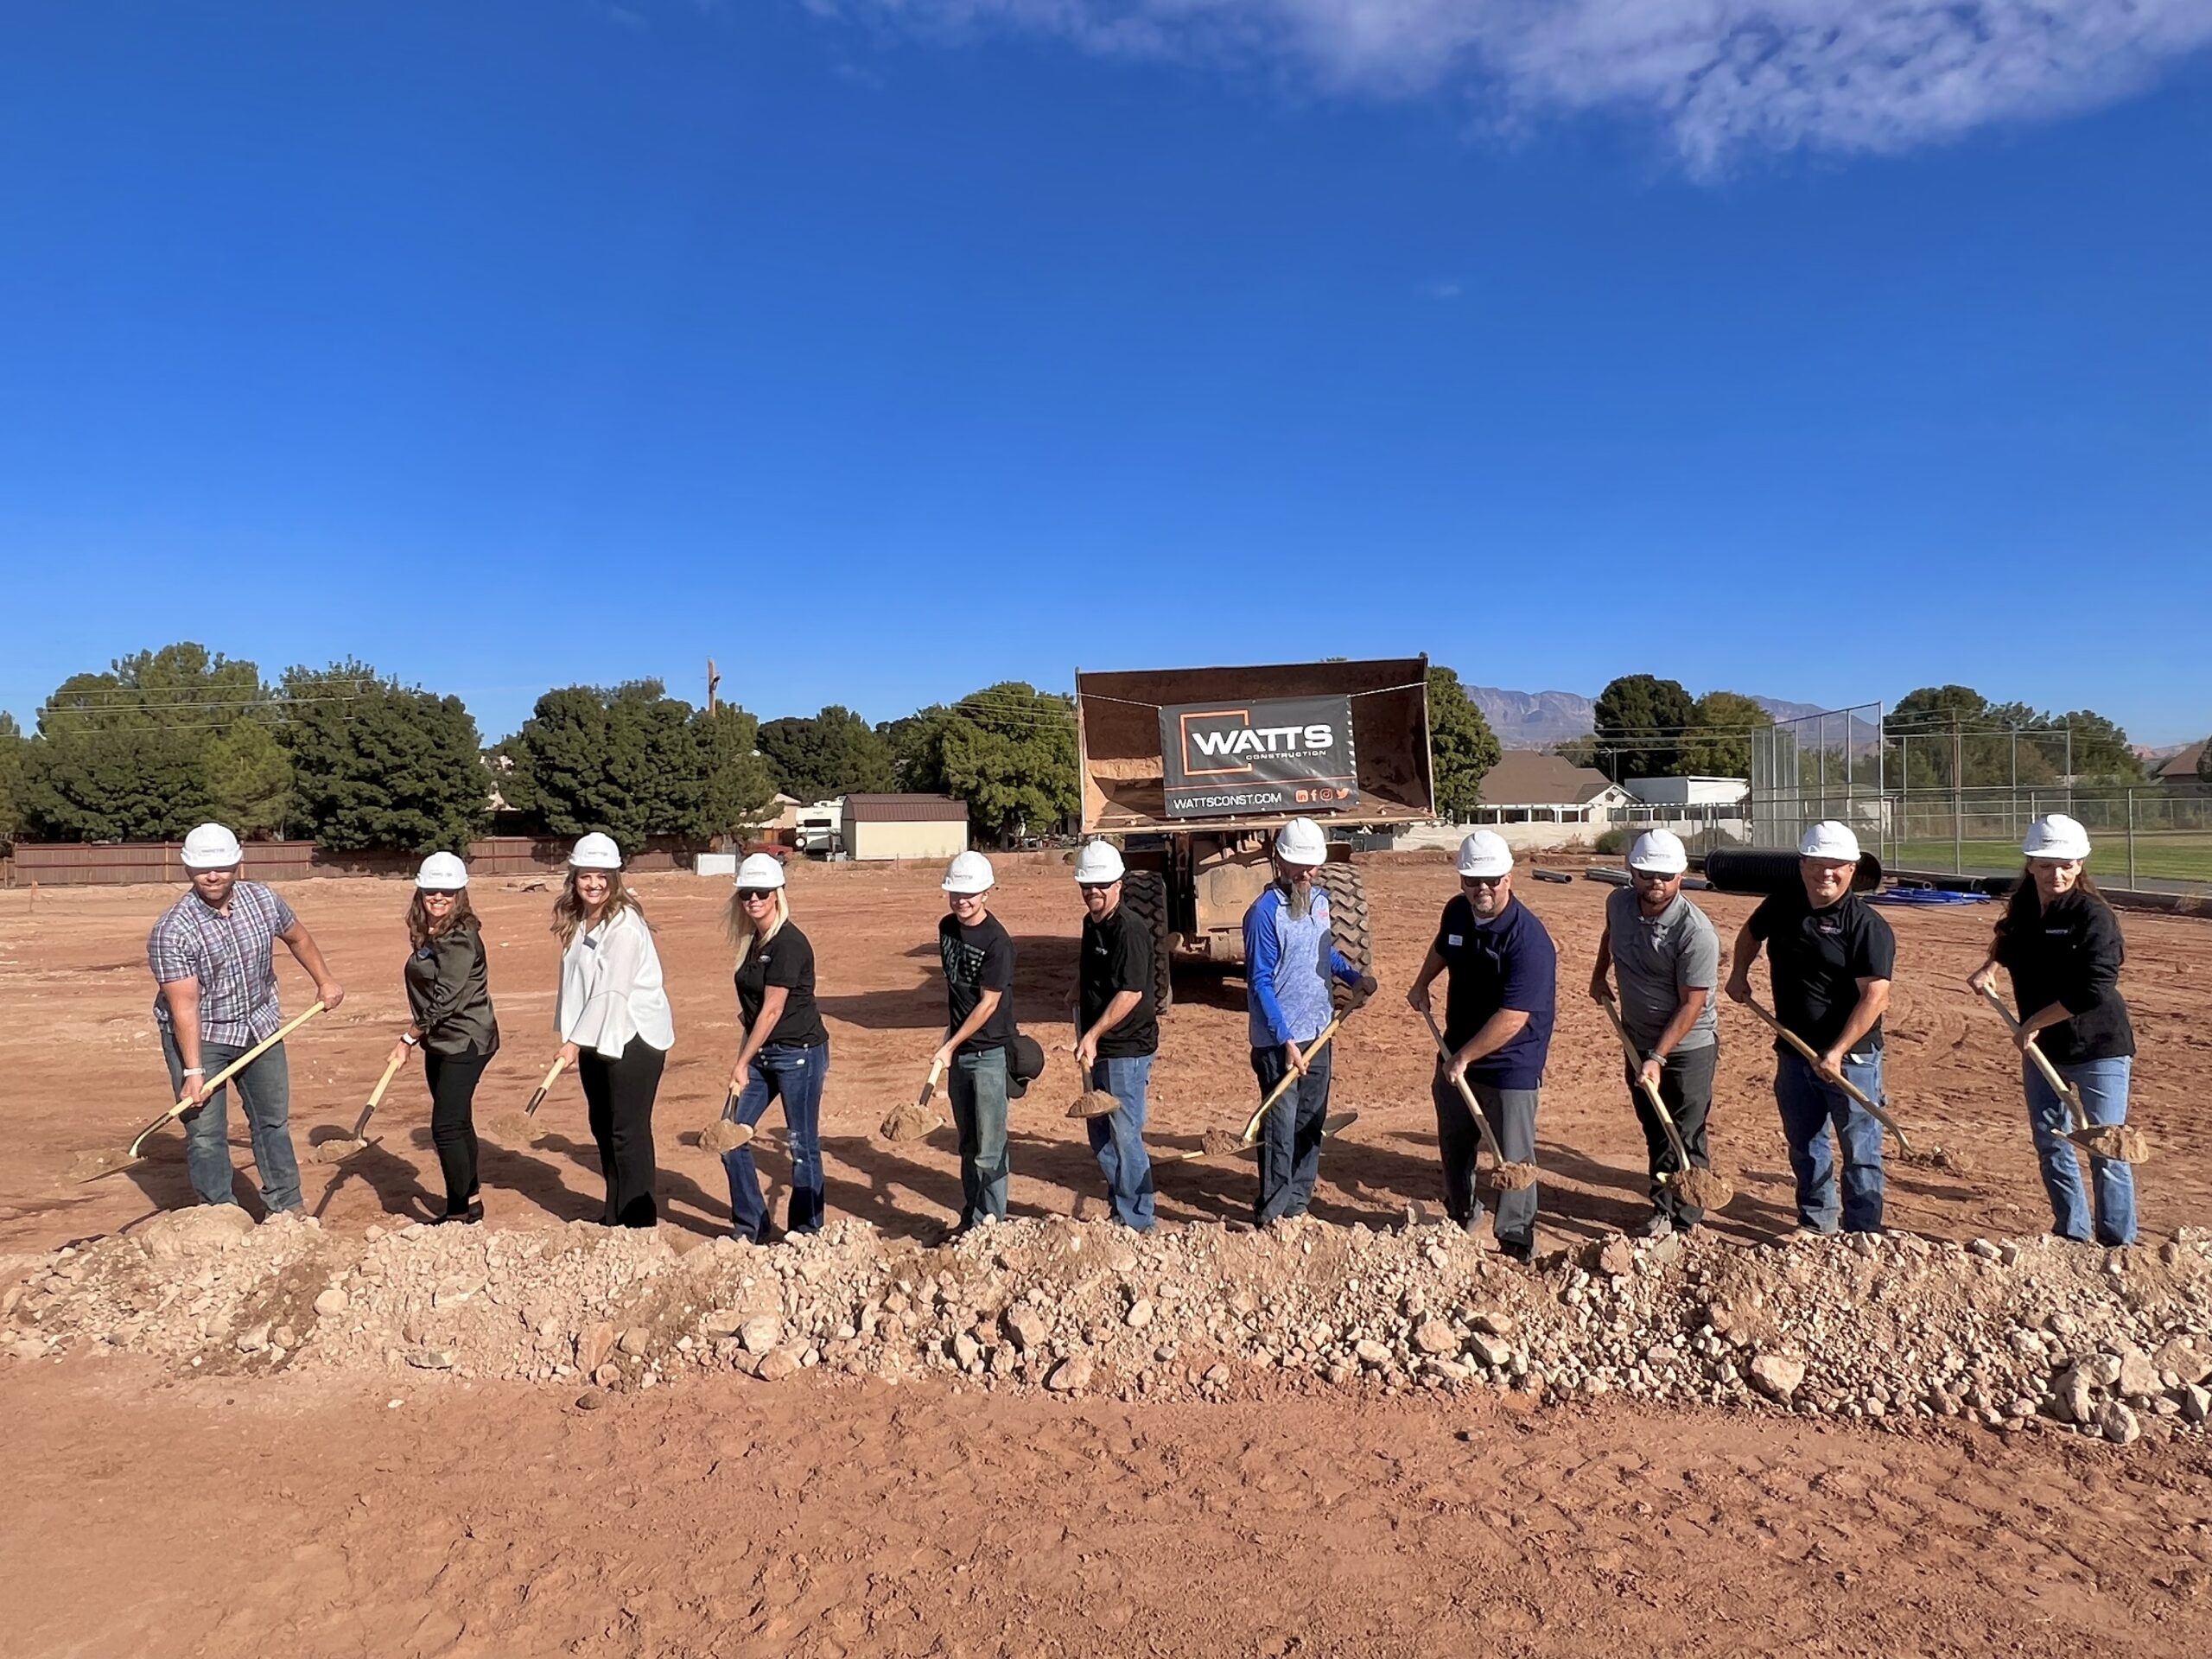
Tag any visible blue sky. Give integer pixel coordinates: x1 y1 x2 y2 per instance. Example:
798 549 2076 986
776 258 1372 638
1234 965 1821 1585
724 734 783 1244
2 1 2208 746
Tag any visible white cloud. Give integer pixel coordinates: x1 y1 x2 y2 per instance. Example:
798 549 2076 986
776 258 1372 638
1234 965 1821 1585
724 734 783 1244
820 2 2212 168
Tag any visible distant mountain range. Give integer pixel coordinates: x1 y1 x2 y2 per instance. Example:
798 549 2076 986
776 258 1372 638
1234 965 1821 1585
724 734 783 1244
1467 686 1858 751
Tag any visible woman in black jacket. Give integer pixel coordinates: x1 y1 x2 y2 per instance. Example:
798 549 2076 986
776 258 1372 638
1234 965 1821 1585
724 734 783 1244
391 852 500 1224
1967 815 2137 1244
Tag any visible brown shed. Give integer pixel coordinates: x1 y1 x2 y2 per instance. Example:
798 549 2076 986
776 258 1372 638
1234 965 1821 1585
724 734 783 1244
839 794 970 862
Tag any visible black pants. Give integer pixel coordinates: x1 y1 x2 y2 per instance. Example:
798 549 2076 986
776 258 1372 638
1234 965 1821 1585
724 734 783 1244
1627 1043 1718 1227
423 1049 493 1216
577 1037 665 1228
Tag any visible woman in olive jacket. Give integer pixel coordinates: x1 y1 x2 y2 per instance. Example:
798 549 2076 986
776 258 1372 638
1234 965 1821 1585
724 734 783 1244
1967 815 2137 1245
391 852 500 1223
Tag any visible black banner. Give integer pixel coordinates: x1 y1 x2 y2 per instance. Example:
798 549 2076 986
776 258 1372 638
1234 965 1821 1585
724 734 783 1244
1158 695 1360 820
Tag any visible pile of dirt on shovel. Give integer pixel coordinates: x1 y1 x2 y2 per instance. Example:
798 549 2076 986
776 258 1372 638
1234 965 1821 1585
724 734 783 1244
5 1211 2210 1445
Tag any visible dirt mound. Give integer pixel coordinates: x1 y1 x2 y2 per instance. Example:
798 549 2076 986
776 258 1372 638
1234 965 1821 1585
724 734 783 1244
8 1213 2209 1441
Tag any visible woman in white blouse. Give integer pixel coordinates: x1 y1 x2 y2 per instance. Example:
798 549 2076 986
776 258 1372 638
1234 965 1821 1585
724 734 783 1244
553 833 673 1227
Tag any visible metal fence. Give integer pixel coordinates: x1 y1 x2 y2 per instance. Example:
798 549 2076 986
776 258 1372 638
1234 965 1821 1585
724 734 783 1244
1886 789 2212 897
1749 702 1886 851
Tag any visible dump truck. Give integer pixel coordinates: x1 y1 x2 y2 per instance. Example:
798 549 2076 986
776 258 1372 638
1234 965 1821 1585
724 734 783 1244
1075 657 1437 1010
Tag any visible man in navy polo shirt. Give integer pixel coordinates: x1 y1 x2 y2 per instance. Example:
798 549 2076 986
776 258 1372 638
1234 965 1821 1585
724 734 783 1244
1407 830 1555 1261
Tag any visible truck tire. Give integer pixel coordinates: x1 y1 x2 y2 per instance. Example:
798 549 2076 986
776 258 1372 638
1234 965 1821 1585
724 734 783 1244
1121 869 1175 1014
1314 863 1373 978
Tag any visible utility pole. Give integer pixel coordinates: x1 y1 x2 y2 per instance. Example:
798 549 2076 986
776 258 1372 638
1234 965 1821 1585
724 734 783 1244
1951 709 1964 874
706 658 720 717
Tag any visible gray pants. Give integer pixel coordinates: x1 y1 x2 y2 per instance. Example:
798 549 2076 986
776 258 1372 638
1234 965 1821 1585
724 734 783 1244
950 1047 1010 1230
1431 1067 1539 1255
1626 1042 1718 1228
160 1026 302 1214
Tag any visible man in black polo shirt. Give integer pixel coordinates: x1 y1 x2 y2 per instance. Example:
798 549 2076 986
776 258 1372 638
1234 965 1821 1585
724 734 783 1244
1726 820 1896 1233
1071 842 1157 1230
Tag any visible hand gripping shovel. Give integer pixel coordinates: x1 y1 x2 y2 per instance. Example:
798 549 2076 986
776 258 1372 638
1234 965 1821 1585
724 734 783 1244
79 1001 328 1181
491 1055 567 1143
1739 998 1956 1168
698 1083 756 1156
1065 1045 1122 1121
309 1048 405 1163
1160 1017 1350 1163
1975 984 2148 1164
879 1058 947 1143
1420 1007 1537 1192
1598 994 1733 1211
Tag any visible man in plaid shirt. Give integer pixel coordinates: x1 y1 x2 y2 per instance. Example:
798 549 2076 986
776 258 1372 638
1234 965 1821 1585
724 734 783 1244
149 823 346 1214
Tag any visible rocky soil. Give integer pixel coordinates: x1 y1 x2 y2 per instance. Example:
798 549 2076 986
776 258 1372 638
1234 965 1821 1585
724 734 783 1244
9 1210 2209 1445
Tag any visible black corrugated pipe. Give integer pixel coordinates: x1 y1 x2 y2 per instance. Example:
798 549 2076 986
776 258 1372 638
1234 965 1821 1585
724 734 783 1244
1704 848 1883 896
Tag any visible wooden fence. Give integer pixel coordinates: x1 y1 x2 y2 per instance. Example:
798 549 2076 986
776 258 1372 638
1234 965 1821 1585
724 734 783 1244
3 836 706 889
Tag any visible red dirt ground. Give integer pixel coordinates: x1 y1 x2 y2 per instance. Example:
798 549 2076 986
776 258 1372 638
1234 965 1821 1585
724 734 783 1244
4 853 2209 1656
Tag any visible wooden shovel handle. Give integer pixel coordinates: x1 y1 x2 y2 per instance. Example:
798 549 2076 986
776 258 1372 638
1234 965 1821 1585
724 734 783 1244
1240 1016 1343 1144
1976 984 2087 1129
524 1054 567 1116
1598 994 1693 1171
1419 1007 1508 1165
1739 998 1914 1152
917 1055 946 1109
365 1050 406 1111
132 1001 328 1157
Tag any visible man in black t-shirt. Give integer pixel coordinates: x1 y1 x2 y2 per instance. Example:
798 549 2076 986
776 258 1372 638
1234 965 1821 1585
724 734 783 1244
1071 842 1157 1231
1726 821 1897 1233
935 851 1017 1235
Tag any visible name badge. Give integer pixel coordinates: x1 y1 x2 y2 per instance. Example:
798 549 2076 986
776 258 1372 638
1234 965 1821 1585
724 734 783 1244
1446 934 1464 947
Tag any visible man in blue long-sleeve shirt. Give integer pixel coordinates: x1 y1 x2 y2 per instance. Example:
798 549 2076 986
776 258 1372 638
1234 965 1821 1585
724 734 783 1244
1243 818 1374 1225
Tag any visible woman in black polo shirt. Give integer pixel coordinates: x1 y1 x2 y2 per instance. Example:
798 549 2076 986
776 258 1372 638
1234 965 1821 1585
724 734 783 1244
720 853 830 1243
1967 815 2137 1245
391 852 499 1224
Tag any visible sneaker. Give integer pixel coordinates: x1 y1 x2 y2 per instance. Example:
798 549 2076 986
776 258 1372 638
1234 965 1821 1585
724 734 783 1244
1637 1211 1675 1240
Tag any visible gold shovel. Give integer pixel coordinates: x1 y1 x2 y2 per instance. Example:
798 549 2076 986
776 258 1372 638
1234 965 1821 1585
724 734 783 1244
309 1048 406 1163
490 1055 567 1142
1598 993 1733 1211
879 1057 948 1142
1975 984 2148 1163
1419 1007 1538 1191
1738 998 1949 1165
79 1001 330 1181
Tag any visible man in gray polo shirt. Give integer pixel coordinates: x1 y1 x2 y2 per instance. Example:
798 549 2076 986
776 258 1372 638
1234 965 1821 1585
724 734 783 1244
1589 829 1719 1234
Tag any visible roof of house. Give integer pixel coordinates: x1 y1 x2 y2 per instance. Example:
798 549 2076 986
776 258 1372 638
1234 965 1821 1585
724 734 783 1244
842 793 969 823
2152 741 2207 781
1480 752 1624 806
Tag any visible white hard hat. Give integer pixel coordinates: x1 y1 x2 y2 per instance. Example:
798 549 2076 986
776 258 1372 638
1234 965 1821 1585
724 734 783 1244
416 852 468 891
1073 842 1125 884
942 850 995 895
1456 830 1514 880
569 832 623 870
735 851 787 890
1627 829 1688 875
2023 813 2091 861
1799 821 1861 862
181 823 243 870
1274 818 1328 868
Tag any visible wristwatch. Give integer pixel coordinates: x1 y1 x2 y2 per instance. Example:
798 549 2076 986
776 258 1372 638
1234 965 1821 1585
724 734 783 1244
402 1033 420 1048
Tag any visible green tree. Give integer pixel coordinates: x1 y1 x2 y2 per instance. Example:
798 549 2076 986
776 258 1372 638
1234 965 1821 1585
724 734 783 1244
1675 690 1772 779
283 661 488 852
759 705 896 801
0 712 24 846
697 704 779 843
878 709 945 789
2199 739 2212 788
2053 709 2144 784
203 721 295 838
904 683 1078 845
1592 673 1697 783
19 643 270 840
499 680 709 855
1552 734 1601 769
1427 665 1502 820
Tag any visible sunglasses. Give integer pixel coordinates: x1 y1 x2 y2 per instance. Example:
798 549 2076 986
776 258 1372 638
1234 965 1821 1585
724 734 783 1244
1630 868 1677 881
1459 874 1507 889
1078 881 1118 894
737 889 777 903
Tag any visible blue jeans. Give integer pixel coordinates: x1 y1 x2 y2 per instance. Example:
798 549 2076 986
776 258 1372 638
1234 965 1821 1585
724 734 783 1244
159 1026 302 1214
2025 1054 2135 1244
950 1047 1010 1230
721 1041 830 1241
1086 1055 1156 1231
1773 1046 1885 1233
1251 1041 1332 1225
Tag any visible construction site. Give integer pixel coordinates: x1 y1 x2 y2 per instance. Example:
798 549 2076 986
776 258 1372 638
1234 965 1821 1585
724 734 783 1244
4 842 2210 1656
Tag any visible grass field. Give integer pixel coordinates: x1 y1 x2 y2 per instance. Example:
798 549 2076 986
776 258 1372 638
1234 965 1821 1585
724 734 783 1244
1892 835 2212 886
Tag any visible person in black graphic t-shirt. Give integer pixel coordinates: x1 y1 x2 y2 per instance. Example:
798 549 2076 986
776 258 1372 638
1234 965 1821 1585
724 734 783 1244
719 853 830 1243
1726 821 1895 1234
1071 841 1157 1231
934 850 1016 1236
